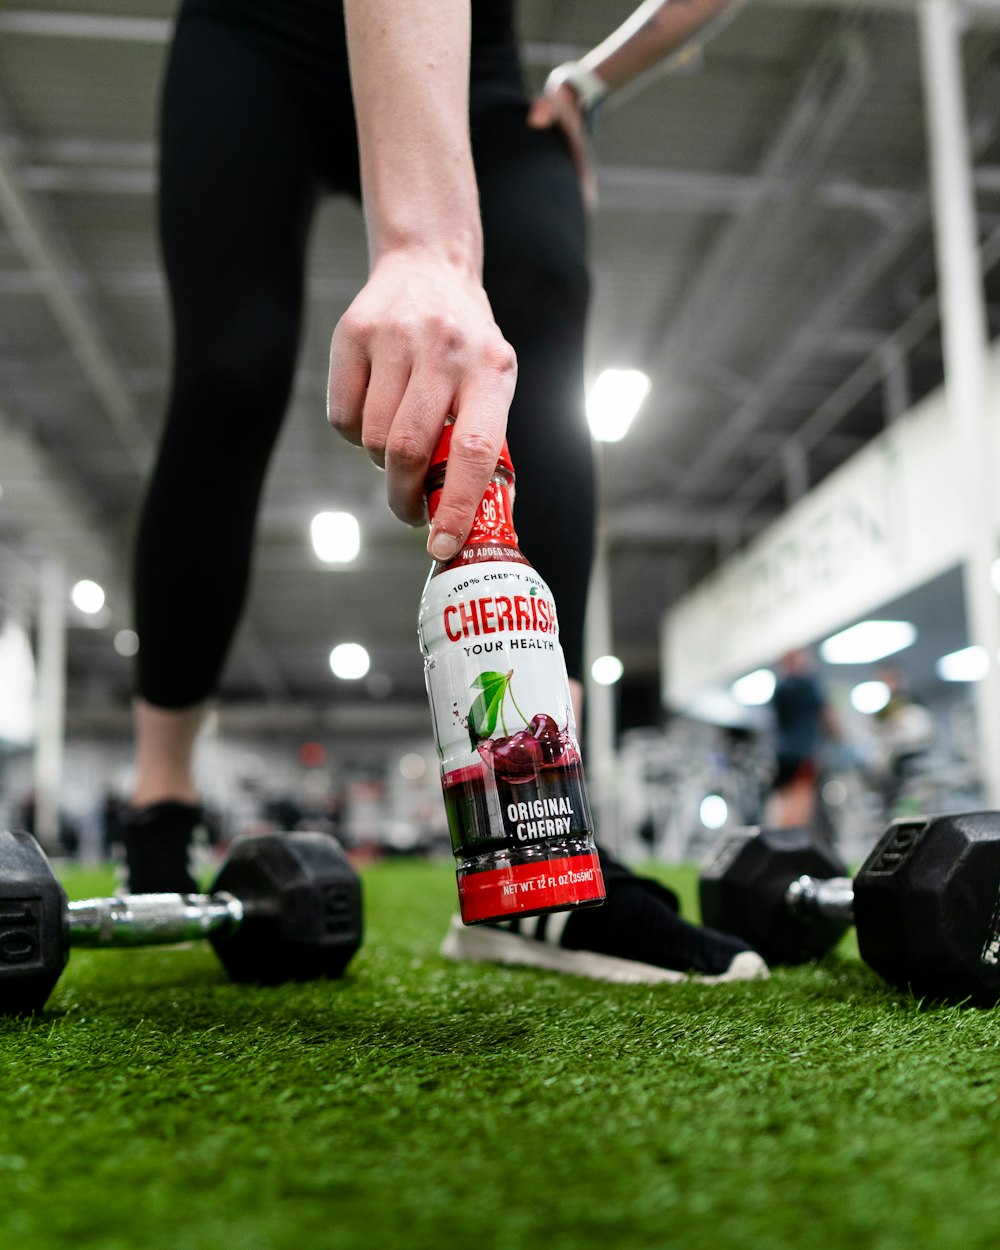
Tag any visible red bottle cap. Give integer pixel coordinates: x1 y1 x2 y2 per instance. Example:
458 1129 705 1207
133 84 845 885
428 421 513 477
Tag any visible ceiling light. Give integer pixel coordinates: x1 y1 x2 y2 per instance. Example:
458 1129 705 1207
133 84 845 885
850 680 891 714
399 753 427 781
731 668 775 706
113 629 139 657
936 645 989 682
311 511 360 563
819 620 916 665
700 794 728 830
586 369 651 442
329 642 370 680
591 654 624 685
71 579 105 614
992 559 1000 594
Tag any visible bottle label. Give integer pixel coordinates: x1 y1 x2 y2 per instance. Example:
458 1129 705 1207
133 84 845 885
418 560 594 861
427 478 524 568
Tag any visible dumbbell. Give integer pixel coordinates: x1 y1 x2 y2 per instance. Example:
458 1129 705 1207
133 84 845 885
0 827 363 1015
699 811 1000 1005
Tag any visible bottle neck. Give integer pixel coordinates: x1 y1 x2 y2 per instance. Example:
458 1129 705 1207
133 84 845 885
426 466 524 571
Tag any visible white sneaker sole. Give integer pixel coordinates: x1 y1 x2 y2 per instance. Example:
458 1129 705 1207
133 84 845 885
439 915 769 986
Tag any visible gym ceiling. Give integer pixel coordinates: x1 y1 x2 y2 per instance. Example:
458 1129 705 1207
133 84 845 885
0 0 999 737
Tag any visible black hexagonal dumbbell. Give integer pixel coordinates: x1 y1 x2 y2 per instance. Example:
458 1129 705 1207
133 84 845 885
699 811 1000 1006
0 827 363 1015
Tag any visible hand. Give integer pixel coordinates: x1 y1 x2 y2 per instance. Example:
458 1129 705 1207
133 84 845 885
327 247 517 560
527 82 597 210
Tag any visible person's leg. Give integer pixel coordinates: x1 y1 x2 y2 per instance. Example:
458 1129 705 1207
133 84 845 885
127 13 324 886
766 759 819 828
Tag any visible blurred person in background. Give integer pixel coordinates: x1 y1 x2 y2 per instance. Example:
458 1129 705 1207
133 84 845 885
766 648 840 830
870 666 936 816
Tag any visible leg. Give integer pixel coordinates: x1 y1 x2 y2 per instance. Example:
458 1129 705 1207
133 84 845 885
473 86 595 688
127 15 323 881
766 759 819 828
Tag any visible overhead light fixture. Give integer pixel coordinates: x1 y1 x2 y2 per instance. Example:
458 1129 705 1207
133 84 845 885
586 369 651 442
71 579 106 614
329 642 370 680
700 794 728 830
591 654 624 686
819 620 916 665
850 680 891 714
936 645 989 683
399 753 427 781
311 511 360 563
731 668 775 706
113 629 139 657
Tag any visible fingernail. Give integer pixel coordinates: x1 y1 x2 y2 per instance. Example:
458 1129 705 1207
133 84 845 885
428 530 461 562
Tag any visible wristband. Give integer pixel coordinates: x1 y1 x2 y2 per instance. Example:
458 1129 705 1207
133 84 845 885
543 61 609 130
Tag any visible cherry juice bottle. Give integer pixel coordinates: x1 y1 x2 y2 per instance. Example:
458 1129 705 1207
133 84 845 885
418 424 606 925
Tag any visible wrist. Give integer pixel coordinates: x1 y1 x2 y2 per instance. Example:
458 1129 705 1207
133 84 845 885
369 226 483 278
543 61 610 130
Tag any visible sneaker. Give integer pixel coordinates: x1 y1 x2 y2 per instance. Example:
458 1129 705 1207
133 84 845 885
123 800 201 894
440 849 768 985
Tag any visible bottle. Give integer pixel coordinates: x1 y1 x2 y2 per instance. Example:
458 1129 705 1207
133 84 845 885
418 423 606 925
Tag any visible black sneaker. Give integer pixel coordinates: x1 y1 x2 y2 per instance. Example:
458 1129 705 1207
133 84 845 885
123 800 201 894
440 849 768 985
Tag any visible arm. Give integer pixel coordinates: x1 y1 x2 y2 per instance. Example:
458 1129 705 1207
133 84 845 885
528 0 741 199
566 0 740 95
328 0 517 561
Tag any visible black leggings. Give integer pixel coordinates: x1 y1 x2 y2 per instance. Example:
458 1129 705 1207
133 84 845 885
135 1 594 707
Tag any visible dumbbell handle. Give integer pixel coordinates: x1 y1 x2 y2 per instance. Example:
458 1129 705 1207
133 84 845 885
66 892 244 948
785 875 855 924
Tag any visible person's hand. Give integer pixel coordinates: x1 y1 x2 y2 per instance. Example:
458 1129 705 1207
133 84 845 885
327 247 517 561
527 82 597 210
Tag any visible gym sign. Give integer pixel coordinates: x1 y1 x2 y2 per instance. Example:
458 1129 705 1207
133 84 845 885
662 355 1000 707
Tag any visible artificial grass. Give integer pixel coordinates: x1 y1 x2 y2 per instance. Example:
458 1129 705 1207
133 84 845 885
2 856 1000 1250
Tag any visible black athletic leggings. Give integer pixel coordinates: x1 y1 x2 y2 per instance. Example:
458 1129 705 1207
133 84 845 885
135 0 594 707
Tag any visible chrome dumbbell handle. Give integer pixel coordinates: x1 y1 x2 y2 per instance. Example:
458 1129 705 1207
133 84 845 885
785 875 855 925
66 893 244 948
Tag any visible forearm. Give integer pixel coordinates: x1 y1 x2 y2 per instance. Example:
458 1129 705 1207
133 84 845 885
581 0 739 93
342 0 481 273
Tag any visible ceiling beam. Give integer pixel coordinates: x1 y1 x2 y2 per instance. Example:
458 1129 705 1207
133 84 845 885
726 217 1000 520
642 27 874 372
0 119 149 471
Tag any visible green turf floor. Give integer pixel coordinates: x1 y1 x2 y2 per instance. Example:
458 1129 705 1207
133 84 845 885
2 856 1000 1250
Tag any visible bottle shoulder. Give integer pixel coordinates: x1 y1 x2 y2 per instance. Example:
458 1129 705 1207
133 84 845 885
430 543 531 577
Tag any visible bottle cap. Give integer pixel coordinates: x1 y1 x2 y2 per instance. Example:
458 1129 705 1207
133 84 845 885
428 421 513 477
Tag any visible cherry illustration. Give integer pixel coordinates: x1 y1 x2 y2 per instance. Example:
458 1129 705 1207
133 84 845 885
528 713 563 764
478 730 543 781
492 730 543 779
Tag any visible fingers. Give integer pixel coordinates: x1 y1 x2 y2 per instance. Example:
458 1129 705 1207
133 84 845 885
327 253 518 543
526 95 556 128
379 369 456 525
525 86 597 210
426 350 517 561
327 311 371 446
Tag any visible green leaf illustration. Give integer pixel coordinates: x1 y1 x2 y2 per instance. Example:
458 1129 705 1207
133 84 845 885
471 671 508 695
468 671 509 743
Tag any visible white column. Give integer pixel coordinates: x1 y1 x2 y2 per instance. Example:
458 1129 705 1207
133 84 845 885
919 0 1000 807
584 530 621 855
33 558 67 847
